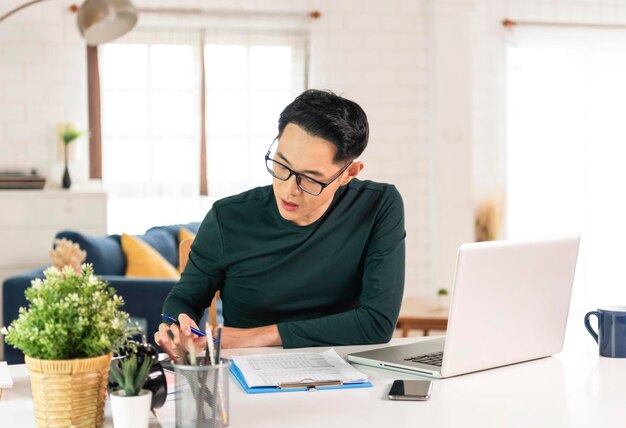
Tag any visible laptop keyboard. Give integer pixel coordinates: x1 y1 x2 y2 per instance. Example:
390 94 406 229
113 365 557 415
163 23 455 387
404 351 444 367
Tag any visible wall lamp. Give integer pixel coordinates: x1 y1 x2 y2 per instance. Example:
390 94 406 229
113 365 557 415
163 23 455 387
0 0 138 45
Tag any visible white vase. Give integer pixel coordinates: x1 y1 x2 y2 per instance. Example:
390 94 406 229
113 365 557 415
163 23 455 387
110 389 152 428
437 295 450 309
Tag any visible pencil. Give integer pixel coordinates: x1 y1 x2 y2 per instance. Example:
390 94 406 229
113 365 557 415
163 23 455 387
215 327 223 364
206 322 216 365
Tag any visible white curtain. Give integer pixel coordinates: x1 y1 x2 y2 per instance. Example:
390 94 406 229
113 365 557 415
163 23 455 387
506 26 626 309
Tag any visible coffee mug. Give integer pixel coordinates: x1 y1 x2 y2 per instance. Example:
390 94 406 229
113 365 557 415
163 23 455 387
584 306 626 358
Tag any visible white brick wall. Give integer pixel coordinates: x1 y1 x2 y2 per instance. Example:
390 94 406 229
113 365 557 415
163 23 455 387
307 0 431 296
0 0 87 179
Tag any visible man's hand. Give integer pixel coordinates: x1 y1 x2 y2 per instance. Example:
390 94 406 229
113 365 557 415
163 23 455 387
154 313 207 363
218 324 282 349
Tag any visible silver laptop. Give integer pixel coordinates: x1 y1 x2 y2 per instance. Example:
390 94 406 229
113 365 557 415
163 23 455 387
348 235 580 378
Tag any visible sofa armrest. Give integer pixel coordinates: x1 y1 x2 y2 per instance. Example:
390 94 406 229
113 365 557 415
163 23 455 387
2 268 47 364
2 269 46 326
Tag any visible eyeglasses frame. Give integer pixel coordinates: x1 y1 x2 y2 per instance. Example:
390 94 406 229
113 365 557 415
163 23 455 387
264 139 352 196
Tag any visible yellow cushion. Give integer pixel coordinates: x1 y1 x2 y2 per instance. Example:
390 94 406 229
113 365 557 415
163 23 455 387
121 234 180 279
179 226 196 243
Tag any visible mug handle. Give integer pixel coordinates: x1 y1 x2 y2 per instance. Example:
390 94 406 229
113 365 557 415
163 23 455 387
584 311 600 344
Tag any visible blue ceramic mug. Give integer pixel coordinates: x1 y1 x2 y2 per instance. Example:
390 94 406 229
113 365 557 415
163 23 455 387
584 307 626 358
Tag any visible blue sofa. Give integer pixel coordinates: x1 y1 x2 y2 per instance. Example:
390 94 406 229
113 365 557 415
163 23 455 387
2 223 200 364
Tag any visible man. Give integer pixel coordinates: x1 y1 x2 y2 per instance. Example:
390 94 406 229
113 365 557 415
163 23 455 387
156 89 405 356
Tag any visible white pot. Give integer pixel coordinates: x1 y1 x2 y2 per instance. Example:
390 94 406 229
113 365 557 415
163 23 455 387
110 389 152 428
437 295 450 309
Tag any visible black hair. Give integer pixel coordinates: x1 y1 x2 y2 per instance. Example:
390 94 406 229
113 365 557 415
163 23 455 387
277 89 369 163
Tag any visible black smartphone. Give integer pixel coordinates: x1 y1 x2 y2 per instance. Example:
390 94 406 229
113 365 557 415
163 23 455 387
387 379 433 401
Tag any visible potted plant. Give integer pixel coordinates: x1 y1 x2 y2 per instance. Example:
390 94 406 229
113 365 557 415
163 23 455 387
437 288 450 309
109 340 153 428
3 264 128 428
59 123 84 189
475 195 503 242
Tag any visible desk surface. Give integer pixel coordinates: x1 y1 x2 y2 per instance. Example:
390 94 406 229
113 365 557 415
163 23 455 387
2 333 625 428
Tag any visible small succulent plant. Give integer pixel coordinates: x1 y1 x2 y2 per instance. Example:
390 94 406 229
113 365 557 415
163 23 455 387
110 343 152 396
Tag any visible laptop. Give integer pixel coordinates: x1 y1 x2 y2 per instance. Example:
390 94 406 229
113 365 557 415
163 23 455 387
348 235 580 378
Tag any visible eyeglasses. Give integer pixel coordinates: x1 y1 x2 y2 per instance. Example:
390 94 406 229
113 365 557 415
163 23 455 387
265 139 352 196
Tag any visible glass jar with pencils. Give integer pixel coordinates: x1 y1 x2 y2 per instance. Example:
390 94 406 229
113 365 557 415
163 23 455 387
174 359 231 428
171 324 229 428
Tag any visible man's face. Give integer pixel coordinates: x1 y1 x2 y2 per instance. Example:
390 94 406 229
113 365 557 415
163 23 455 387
272 123 352 226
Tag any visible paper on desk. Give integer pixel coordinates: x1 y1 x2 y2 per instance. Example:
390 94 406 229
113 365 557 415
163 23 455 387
231 348 368 388
0 362 13 389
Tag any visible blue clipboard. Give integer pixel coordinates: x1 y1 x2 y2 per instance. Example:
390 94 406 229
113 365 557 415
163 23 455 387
229 362 373 394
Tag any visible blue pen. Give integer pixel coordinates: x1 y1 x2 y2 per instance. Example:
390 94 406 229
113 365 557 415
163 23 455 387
161 313 216 342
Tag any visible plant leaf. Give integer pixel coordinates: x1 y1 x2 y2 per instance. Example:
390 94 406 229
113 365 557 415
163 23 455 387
124 354 137 395
133 356 152 393
110 363 125 388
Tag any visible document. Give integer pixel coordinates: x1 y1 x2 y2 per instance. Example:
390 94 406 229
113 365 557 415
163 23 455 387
231 349 369 388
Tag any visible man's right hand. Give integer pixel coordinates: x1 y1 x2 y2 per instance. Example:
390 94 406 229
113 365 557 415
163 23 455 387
154 313 207 363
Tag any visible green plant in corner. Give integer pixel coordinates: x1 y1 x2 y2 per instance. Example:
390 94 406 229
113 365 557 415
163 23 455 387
437 288 449 296
3 264 128 360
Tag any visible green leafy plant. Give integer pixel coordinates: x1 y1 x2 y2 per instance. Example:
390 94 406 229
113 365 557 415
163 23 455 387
437 288 449 296
60 123 83 145
3 265 128 360
110 347 152 396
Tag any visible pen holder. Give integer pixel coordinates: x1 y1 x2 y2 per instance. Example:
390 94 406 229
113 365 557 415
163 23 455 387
173 359 231 428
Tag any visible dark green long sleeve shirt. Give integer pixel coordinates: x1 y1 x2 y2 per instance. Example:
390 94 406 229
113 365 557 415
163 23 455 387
162 179 406 348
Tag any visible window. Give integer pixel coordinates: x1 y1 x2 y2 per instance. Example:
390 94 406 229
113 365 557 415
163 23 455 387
204 31 306 198
101 43 198 198
506 27 626 308
100 28 306 233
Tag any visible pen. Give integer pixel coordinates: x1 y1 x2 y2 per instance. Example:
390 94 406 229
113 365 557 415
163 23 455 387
161 313 216 342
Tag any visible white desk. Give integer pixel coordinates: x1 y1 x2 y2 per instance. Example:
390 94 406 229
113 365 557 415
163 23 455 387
2 335 625 428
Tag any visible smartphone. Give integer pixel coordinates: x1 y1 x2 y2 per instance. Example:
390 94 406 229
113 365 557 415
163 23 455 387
387 380 433 401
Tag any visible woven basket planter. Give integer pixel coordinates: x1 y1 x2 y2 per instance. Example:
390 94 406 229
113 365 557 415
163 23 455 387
25 353 112 428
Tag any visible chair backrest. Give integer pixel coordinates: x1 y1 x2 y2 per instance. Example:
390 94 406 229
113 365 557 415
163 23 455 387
179 238 220 328
179 239 192 273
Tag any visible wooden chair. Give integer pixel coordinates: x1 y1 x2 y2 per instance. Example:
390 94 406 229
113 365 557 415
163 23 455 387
179 238 220 328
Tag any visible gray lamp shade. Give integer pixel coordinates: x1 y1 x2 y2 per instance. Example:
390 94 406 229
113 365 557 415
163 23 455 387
77 0 138 46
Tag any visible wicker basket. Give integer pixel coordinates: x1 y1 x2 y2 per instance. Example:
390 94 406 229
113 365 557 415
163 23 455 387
25 353 112 428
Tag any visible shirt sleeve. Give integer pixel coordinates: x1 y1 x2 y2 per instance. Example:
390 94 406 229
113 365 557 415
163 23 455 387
162 208 225 324
276 185 406 348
